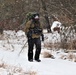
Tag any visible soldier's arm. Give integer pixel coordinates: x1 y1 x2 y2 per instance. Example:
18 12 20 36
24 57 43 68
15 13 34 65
24 20 31 35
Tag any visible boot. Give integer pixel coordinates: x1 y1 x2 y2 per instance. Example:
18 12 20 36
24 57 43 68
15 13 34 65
35 59 41 62
28 59 33 62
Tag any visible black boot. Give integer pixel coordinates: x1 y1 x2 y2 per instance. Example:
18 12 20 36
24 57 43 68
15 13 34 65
28 59 33 62
35 59 41 62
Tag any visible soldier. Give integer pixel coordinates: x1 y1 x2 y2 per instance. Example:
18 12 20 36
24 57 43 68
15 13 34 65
24 12 44 62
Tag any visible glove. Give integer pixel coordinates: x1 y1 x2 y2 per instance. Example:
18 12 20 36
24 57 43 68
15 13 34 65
41 34 44 41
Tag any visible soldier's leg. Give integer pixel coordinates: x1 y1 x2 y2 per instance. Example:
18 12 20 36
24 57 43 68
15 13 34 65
28 39 34 61
34 38 41 61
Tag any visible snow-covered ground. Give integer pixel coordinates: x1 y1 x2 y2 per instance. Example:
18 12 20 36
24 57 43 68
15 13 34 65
0 30 76 75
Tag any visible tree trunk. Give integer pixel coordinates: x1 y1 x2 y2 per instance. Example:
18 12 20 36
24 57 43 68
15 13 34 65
40 0 51 33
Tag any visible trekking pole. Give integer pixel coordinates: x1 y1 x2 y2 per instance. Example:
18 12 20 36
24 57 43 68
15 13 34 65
18 40 28 56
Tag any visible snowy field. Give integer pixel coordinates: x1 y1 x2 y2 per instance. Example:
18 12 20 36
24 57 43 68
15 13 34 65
0 30 76 75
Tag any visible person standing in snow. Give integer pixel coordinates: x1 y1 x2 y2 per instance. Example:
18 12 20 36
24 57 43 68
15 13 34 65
24 12 44 62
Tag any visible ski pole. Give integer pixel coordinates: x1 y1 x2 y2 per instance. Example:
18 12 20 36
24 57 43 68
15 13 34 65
18 40 28 56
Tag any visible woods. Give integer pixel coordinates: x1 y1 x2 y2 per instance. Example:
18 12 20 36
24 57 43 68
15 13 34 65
0 0 76 31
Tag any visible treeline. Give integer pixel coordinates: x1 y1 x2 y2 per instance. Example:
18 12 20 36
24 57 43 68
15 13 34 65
0 0 76 31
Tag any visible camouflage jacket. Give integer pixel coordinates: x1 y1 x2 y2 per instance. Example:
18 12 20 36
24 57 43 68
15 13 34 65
24 20 43 39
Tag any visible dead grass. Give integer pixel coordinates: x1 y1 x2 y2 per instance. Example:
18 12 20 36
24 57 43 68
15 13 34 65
44 42 61 50
42 51 55 59
60 54 67 60
67 52 76 62
60 52 76 62
0 60 37 75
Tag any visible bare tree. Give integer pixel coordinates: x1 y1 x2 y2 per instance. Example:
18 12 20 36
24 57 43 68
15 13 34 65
40 0 51 32
0 0 76 30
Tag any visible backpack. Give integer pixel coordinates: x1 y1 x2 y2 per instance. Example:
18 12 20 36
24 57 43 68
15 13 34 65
25 12 34 23
26 12 39 22
19 12 33 30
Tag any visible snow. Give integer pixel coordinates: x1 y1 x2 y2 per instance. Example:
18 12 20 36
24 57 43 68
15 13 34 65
0 30 76 75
